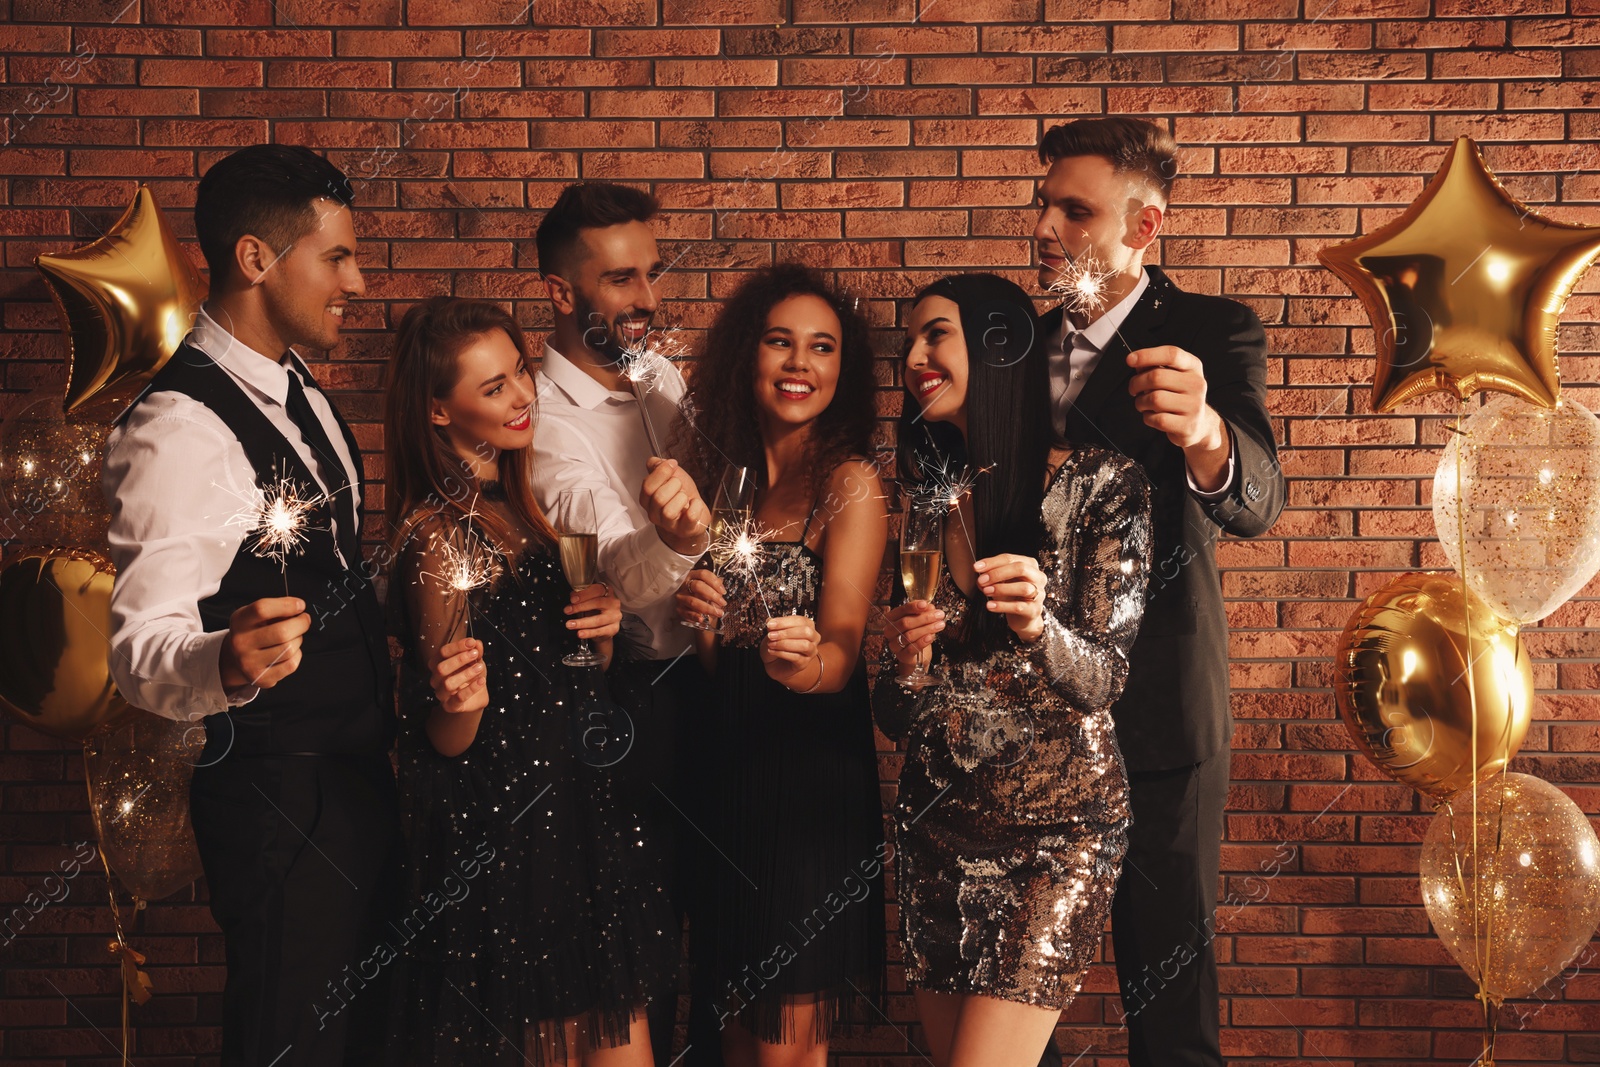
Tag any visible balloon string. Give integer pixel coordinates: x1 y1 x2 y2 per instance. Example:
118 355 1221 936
1452 401 1494 1058
82 744 133 1067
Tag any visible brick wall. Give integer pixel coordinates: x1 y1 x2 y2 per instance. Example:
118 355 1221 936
4 0 1600 1063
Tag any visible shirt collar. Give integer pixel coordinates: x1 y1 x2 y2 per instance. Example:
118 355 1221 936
1074 268 1151 352
187 306 296 407
540 341 633 411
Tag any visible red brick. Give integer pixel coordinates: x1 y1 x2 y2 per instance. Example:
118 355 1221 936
141 58 265 87
1113 23 1242 52
663 0 784 20
595 29 720 57
207 28 334 56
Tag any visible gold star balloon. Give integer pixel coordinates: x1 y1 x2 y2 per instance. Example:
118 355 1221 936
34 185 206 416
1319 136 1600 413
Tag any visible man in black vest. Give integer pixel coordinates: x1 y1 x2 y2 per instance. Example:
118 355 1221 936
104 145 400 1066
1030 118 1285 1066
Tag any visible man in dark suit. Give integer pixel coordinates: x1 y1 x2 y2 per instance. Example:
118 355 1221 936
1029 117 1285 1067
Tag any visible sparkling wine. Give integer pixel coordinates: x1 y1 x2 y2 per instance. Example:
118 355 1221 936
900 548 941 603
559 532 598 590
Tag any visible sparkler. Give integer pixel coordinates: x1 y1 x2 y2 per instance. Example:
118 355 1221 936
419 510 503 643
1044 228 1137 356
223 463 328 594
709 514 776 620
619 323 689 458
912 446 993 558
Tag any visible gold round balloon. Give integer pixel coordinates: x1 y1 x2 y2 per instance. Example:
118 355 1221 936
1319 136 1600 413
1334 572 1532 799
34 184 206 416
84 709 206 901
1420 772 1600 1004
0 548 132 742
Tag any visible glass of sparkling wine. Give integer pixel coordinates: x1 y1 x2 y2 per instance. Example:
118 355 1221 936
555 489 604 668
684 464 755 633
898 489 945 690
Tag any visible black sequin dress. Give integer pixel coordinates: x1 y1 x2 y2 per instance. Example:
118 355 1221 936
386 500 677 1066
872 447 1152 1009
694 503 887 1043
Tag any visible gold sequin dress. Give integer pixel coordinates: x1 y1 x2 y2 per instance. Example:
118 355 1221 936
872 447 1152 1008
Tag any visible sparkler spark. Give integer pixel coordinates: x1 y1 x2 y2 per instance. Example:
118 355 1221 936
1045 247 1118 319
618 326 688 457
223 466 328 578
709 514 776 619
419 510 503 642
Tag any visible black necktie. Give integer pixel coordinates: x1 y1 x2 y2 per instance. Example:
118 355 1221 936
283 363 360 569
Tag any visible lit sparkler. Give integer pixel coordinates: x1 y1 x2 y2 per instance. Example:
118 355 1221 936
223 463 329 593
419 511 503 643
1044 227 1136 355
619 327 687 457
709 514 776 619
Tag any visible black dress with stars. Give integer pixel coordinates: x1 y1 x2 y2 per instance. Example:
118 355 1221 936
385 498 677 1066
693 505 887 1045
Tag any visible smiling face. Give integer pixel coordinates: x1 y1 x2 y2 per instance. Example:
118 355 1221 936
1032 154 1162 295
430 328 537 466
555 220 662 365
903 294 969 434
752 293 843 431
256 198 366 352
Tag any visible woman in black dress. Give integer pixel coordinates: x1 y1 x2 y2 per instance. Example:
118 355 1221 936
383 297 676 1066
873 274 1153 1066
670 264 888 1067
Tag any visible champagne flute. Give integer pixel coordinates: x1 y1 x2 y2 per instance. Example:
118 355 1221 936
554 489 604 668
684 464 756 633
898 489 945 690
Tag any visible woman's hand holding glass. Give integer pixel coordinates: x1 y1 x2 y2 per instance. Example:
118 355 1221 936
564 582 622 644
674 568 727 629
885 601 945 677
974 553 1049 642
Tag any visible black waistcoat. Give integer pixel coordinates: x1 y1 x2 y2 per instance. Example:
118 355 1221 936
124 344 394 759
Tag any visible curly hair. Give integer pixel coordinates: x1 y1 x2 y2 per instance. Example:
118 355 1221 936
672 263 879 501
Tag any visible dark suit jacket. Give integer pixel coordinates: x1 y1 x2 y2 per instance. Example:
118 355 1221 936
1044 265 1284 773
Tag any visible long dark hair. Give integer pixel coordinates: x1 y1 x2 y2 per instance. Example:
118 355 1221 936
383 296 557 561
673 263 878 501
897 272 1054 658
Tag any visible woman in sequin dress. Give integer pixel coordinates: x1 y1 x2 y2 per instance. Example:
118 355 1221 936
382 297 677 1067
669 264 888 1067
872 274 1153 1065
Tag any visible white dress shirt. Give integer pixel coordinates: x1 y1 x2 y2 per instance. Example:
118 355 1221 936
529 342 698 661
102 308 363 721
1049 269 1234 498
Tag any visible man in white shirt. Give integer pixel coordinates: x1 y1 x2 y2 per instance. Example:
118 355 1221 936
530 181 718 1065
102 145 400 1066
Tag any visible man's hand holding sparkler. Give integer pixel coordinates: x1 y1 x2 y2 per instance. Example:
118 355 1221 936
640 456 712 556
219 596 312 692
1126 345 1231 494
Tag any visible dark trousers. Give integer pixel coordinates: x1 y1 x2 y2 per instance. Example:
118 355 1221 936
1110 747 1230 1067
607 652 725 1067
190 750 402 1067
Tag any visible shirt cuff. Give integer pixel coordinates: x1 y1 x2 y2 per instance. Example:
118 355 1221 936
198 628 261 711
1186 425 1237 500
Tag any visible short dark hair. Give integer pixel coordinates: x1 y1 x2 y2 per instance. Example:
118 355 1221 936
1038 117 1178 203
194 144 355 284
534 182 659 280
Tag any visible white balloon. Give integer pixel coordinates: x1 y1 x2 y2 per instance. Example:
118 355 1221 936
1433 394 1600 623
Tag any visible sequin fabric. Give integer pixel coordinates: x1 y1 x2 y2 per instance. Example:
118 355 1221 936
386 501 677 1066
872 447 1153 1008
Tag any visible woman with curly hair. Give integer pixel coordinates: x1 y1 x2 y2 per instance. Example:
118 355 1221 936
670 264 888 1067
